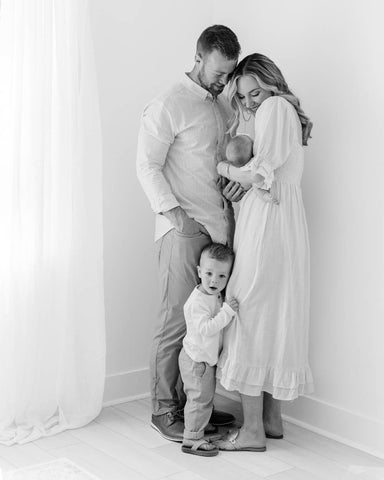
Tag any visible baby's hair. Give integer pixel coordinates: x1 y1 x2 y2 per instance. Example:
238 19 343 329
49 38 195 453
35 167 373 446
200 242 234 263
226 134 253 165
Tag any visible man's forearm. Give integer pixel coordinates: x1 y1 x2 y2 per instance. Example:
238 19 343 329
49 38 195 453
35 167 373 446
162 206 207 236
136 128 178 213
162 206 188 230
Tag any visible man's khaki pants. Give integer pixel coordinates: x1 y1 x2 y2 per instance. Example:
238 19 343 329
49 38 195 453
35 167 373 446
150 229 211 416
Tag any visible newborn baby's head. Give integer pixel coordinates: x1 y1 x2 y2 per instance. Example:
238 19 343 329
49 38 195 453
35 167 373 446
225 134 253 167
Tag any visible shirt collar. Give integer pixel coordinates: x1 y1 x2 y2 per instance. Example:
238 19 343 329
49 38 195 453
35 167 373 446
182 73 215 102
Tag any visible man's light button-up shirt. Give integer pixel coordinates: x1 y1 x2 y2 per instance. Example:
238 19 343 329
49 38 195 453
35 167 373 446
136 74 231 244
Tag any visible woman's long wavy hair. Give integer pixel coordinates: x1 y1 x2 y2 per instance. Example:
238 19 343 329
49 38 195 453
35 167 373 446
227 53 313 145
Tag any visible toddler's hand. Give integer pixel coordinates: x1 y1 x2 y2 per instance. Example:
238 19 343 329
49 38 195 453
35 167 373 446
256 188 279 205
226 297 239 312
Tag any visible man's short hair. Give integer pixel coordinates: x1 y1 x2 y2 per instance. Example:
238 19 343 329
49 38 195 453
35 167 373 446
197 25 241 60
200 242 234 263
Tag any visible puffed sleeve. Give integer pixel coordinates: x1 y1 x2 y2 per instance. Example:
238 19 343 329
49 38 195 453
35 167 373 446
251 96 298 189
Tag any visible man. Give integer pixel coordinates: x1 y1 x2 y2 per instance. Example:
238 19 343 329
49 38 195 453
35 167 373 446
137 25 244 442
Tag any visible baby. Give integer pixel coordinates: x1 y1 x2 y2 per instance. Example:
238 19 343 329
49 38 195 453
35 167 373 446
225 133 253 168
179 243 238 457
222 134 278 204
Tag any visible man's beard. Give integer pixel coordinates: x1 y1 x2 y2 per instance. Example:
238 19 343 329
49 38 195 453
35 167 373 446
197 70 224 97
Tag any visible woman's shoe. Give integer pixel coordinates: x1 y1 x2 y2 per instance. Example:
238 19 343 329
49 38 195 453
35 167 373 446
214 428 266 452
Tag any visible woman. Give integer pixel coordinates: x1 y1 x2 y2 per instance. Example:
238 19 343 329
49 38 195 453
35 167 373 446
215 53 314 451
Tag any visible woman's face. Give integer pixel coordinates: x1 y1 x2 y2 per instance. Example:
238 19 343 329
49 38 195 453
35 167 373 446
236 75 272 114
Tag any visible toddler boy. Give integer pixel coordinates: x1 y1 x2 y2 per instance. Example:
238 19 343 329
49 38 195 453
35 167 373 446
179 243 238 456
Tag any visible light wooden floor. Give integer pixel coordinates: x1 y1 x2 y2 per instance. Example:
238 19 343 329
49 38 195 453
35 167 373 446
0 395 383 480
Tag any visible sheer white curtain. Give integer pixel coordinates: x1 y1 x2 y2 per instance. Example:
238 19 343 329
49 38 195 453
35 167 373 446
0 0 105 444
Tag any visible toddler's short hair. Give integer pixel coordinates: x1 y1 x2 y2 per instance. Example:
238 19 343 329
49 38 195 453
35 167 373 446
200 242 234 263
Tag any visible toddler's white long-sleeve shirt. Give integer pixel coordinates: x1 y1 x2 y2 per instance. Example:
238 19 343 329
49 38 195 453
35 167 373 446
183 286 235 366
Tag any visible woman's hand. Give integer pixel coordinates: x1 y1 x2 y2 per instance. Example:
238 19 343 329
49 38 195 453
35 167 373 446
255 188 279 205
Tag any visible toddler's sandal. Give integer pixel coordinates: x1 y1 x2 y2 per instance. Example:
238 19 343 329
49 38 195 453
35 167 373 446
182 438 219 457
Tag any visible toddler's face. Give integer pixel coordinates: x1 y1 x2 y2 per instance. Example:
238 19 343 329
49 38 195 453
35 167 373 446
197 255 232 295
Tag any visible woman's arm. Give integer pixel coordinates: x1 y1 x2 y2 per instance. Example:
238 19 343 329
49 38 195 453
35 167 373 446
217 161 279 204
217 161 263 186
219 98 296 190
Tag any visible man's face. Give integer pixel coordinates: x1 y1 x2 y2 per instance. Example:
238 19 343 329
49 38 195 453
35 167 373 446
197 49 237 97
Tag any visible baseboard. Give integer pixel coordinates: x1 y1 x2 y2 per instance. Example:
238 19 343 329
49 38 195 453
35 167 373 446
103 367 150 406
216 386 384 460
103 373 384 459
283 394 384 460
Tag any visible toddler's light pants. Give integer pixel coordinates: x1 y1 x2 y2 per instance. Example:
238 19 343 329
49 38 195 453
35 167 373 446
178 347 215 440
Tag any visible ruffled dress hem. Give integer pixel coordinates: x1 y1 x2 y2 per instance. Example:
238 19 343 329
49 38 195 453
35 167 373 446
216 358 314 401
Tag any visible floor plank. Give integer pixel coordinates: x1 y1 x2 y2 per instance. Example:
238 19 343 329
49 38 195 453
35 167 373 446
266 439 349 479
32 430 80 451
1 394 383 480
69 420 185 479
153 442 263 480
95 406 169 448
114 399 151 423
283 422 384 469
50 443 148 480
0 442 55 469
221 448 294 478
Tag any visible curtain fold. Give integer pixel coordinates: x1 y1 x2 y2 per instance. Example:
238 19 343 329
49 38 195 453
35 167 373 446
0 0 105 445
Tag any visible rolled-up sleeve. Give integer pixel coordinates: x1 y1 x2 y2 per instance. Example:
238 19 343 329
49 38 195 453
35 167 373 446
136 101 180 213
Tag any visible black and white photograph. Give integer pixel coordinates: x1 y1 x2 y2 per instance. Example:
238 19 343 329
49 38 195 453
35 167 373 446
0 1 383 479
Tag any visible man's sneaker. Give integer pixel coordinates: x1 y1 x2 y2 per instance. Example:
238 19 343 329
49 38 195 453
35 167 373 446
151 412 184 442
209 408 235 426
176 407 235 427
175 410 217 434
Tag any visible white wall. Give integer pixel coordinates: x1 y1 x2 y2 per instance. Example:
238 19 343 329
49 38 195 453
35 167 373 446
212 0 384 457
91 0 384 457
90 0 213 402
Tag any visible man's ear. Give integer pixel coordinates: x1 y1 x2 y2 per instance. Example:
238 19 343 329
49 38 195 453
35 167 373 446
197 265 202 279
195 52 202 64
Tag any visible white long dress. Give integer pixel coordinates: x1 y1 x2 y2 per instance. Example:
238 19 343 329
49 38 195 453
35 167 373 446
217 96 314 400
